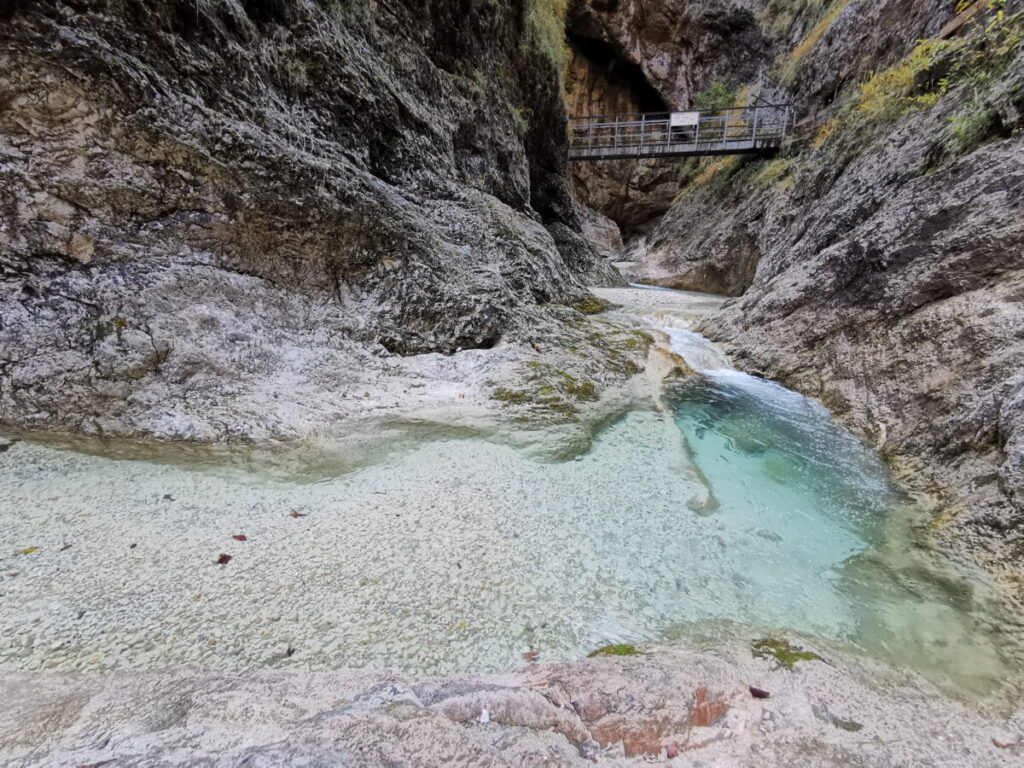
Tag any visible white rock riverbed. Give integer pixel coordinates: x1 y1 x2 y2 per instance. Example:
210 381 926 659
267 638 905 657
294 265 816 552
0 409 709 676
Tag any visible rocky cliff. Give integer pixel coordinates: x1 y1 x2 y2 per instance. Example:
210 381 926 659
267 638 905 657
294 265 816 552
0 0 637 451
628 0 1024 589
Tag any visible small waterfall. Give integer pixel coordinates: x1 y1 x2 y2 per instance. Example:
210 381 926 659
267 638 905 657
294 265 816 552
664 328 733 372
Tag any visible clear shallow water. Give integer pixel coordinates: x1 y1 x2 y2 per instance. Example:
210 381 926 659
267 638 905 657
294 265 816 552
1 289 1019 703
664 362 1014 696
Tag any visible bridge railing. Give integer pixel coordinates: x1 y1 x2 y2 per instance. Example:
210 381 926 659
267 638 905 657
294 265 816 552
568 104 793 159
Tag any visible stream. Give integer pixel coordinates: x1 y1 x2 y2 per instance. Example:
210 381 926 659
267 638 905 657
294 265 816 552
0 287 1019 706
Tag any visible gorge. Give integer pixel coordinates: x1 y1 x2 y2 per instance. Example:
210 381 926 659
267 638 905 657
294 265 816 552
1 0 1023 766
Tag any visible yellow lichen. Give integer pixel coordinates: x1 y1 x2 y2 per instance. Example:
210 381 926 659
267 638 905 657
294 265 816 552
810 118 838 148
783 0 851 78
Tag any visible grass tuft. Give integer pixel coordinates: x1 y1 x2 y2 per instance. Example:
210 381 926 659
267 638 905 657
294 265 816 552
588 644 639 657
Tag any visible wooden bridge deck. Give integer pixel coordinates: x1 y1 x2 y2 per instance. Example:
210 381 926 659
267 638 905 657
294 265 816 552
568 105 794 162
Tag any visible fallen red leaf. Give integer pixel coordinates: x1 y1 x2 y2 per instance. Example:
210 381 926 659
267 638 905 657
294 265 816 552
232 535 247 541
749 686 770 699
522 650 539 663
216 554 232 565
665 743 679 759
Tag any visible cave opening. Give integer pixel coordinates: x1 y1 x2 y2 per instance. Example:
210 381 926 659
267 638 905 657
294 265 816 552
566 33 668 115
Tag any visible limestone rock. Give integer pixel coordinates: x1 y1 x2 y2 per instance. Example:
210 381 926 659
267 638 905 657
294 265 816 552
0 0 623 446
1 643 1018 767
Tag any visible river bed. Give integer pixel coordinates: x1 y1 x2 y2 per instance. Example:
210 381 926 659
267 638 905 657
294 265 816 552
0 287 1019 708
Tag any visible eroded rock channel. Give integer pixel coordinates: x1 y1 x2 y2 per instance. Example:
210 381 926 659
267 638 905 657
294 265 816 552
2 0 1024 765
2 287 1022 765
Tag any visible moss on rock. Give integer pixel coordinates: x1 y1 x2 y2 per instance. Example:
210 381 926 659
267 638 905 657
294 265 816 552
752 638 823 670
571 296 610 315
588 644 639 657
492 388 533 404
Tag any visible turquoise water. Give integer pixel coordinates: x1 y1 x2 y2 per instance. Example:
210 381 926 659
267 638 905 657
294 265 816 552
662 341 1015 696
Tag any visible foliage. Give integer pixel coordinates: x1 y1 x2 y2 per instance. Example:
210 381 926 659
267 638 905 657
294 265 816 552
852 39 949 122
760 0 830 41
943 3 1023 89
754 157 793 189
947 102 1005 155
810 118 838 148
527 0 570 80
683 156 742 193
693 81 737 111
815 8 1023 151
778 0 851 82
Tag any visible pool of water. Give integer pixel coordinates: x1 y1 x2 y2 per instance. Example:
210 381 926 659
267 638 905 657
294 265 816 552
662 345 1014 697
0 288 1019 704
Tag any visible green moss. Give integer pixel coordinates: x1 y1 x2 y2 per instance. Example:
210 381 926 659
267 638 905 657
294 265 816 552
571 296 609 315
563 378 597 401
94 316 127 340
491 362 596 420
526 0 570 80
588 644 638 657
779 0 851 83
492 388 533 405
947 103 1006 157
538 397 577 415
752 638 823 670
616 330 655 352
754 158 793 189
511 105 531 134
820 13 1022 154
761 0 831 42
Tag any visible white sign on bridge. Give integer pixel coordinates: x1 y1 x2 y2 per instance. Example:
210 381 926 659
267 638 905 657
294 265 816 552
669 111 700 127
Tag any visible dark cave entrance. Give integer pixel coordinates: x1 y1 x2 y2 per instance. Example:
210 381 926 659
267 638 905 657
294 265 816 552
566 32 669 115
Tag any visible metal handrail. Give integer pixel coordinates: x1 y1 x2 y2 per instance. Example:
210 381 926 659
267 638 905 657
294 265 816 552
567 104 794 161
569 105 794 122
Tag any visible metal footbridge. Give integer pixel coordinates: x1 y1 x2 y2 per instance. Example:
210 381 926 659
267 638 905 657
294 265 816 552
568 103 794 161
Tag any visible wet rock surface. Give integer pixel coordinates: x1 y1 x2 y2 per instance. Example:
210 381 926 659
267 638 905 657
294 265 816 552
1 644 1021 767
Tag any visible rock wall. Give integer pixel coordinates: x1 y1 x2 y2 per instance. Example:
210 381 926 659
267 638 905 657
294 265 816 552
630 0 1024 586
0 0 623 443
